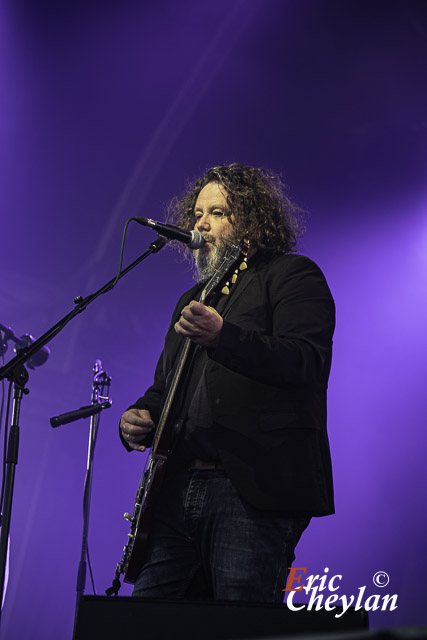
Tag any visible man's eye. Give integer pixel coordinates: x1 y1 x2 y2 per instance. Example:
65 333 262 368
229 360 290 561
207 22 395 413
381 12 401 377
194 211 224 219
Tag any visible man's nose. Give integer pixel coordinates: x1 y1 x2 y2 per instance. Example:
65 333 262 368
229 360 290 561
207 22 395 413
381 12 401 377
195 213 211 231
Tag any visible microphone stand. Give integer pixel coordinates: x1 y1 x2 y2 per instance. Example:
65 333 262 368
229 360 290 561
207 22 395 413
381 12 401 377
72 361 112 628
0 235 167 624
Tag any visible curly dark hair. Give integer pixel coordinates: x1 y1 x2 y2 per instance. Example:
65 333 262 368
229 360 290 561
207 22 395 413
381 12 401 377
166 163 305 257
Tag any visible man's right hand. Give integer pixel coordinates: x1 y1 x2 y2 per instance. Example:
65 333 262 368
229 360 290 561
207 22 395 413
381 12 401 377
120 408 154 452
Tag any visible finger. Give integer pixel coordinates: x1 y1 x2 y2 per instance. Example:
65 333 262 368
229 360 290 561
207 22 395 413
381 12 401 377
174 322 196 337
126 440 146 453
121 429 145 442
188 301 208 315
122 415 154 429
174 325 206 346
177 316 202 333
180 307 199 322
120 422 154 437
180 305 208 324
184 305 221 328
175 320 205 339
122 431 150 454
134 409 153 421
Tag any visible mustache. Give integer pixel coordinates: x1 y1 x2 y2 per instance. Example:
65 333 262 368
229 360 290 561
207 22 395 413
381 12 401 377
201 233 215 244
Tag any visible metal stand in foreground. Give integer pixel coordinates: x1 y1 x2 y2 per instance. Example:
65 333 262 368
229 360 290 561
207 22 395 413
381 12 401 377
0 236 167 628
70 360 112 629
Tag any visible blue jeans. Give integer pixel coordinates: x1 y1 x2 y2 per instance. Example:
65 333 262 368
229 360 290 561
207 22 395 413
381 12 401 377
132 470 310 602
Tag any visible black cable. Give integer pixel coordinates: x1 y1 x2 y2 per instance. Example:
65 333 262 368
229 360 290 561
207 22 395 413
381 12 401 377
90 217 138 305
96 217 166 298
0 378 13 524
86 543 96 596
74 218 133 310
0 356 4 440
0 356 5 524
107 218 134 293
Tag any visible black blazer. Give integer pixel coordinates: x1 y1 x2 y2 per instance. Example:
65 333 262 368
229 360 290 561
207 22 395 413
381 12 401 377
128 252 336 516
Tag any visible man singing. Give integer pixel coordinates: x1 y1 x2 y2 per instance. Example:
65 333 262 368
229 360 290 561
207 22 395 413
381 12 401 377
119 163 335 602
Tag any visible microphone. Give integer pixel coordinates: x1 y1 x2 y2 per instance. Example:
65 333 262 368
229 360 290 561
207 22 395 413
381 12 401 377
133 217 205 249
14 333 50 370
50 401 112 428
0 324 50 370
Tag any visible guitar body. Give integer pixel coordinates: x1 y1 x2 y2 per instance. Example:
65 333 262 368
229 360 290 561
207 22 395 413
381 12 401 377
121 450 167 583
115 241 246 585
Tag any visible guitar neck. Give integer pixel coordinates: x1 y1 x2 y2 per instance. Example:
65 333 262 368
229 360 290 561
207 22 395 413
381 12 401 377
150 335 192 454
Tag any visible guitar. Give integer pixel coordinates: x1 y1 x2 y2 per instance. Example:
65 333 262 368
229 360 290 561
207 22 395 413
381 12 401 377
115 240 246 585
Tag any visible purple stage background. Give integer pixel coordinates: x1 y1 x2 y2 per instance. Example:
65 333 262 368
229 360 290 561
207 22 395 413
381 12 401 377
1 0 426 637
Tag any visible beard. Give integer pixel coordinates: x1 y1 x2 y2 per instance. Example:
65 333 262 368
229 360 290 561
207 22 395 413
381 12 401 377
194 233 236 282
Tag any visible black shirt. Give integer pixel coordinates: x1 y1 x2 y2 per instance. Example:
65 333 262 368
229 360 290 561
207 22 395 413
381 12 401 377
169 266 250 467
